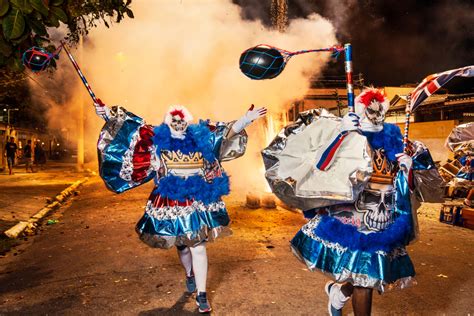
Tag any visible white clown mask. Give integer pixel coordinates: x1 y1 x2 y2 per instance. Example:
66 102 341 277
164 105 193 139
355 88 389 132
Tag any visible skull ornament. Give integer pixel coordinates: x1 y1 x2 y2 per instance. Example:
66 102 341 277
365 101 386 126
164 105 193 138
355 186 395 231
170 115 188 132
355 87 389 132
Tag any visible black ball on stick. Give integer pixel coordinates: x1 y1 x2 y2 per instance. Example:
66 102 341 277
239 45 286 80
22 47 53 72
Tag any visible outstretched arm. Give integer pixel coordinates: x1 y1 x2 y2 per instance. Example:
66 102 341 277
227 104 267 139
314 112 360 171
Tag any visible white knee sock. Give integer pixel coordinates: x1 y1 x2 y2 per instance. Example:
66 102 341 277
189 243 208 293
330 283 350 310
177 246 193 277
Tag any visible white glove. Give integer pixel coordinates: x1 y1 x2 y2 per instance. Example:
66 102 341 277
94 98 110 120
396 153 413 172
231 104 267 133
340 112 360 133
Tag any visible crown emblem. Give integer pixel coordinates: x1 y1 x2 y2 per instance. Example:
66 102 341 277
161 150 204 169
369 149 397 185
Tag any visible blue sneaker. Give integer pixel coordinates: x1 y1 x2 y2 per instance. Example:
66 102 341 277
186 275 196 293
325 281 343 316
196 292 212 313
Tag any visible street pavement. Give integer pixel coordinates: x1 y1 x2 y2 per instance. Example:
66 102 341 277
0 178 473 315
0 162 92 235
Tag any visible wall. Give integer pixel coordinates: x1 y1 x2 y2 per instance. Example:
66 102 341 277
396 120 458 162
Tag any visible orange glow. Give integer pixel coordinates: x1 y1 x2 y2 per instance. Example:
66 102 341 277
28 0 336 193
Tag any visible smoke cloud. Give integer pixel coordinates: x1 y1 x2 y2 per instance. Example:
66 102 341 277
237 0 474 89
30 0 337 192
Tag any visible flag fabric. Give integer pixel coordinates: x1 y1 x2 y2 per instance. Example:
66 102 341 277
408 65 474 112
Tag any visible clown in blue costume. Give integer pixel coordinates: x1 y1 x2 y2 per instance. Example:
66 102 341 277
445 122 473 206
263 88 441 315
95 102 266 313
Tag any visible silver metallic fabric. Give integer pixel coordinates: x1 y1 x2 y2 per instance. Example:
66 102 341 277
445 123 473 187
410 141 445 203
262 109 373 211
97 106 140 155
97 106 156 193
97 109 247 249
210 121 248 162
445 122 474 156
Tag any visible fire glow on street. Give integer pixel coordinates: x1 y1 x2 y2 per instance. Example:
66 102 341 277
0 0 473 315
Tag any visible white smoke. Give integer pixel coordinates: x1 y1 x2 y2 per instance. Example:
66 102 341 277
33 0 338 192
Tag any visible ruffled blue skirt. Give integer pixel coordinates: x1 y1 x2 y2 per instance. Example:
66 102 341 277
290 214 416 292
136 203 231 249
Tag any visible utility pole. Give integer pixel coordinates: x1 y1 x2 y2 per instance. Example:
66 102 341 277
4 108 19 135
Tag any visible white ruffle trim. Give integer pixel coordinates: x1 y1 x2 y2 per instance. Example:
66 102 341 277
301 216 348 254
119 126 161 183
145 200 226 220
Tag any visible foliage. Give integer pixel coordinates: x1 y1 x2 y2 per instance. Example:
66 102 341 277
0 0 134 72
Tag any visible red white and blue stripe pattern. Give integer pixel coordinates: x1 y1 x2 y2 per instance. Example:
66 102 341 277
408 65 474 112
315 131 348 171
344 44 354 113
278 45 344 61
403 94 411 149
60 41 108 121
403 65 473 150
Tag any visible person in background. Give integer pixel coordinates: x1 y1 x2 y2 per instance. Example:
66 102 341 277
34 141 47 170
24 140 35 173
4 137 17 175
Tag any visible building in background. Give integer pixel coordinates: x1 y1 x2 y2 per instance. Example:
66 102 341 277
285 77 474 162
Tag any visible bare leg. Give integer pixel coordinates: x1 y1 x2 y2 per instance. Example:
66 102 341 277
341 282 354 297
352 286 373 316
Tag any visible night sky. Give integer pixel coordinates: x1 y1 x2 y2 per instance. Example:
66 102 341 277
235 0 474 92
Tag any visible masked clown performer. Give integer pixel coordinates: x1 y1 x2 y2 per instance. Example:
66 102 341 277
263 87 442 315
95 102 266 313
445 122 474 206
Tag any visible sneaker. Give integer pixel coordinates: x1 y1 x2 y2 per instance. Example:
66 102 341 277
196 292 212 313
325 281 344 316
186 275 196 293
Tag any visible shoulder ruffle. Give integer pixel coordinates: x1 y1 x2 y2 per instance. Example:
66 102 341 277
362 123 403 162
153 122 215 161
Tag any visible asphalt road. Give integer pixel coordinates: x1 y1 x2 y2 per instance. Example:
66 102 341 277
0 178 473 315
0 162 90 235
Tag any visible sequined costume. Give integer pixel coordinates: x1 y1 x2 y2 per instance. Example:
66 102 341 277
446 122 474 185
97 106 248 249
263 90 442 293
290 123 416 292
